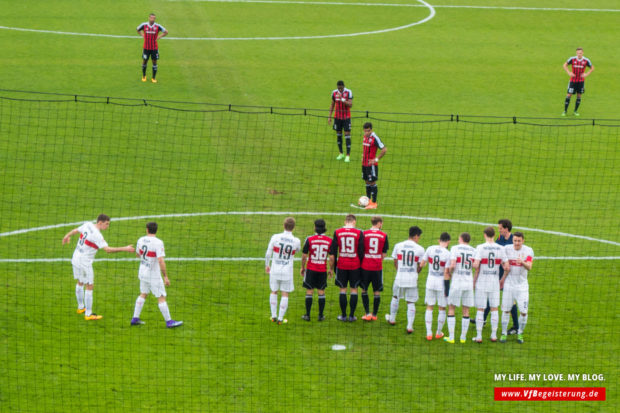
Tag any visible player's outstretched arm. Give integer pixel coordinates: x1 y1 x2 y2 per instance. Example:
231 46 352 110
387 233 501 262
62 228 80 245
103 245 134 254
159 257 170 286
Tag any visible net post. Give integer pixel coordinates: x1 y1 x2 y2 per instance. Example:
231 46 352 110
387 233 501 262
513 116 517 124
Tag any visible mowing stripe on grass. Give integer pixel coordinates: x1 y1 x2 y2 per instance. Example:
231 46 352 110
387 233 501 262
1 211 618 247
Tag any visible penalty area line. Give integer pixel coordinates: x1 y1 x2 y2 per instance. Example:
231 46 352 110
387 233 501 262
0 256 618 263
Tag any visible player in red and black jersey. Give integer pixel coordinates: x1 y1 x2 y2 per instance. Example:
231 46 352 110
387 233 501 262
300 219 333 321
137 13 168 83
562 47 594 116
361 122 387 210
328 80 354 162
328 214 365 322
360 216 389 321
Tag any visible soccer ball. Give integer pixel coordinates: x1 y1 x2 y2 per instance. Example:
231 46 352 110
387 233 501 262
358 196 369 207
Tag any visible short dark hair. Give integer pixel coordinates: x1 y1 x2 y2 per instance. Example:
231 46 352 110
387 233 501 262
363 122 373 130
498 219 512 232
576 47 583 51
284 217 296 231
484 226 495 238
460 232 470 243
345 214 356 223
314 219 326 235
337 80 344 86
371 216 383 226
439 232 451 242
409 226 422 238
513 231 524 239
97 214 110 223
149 13 156 17
146 222 158 234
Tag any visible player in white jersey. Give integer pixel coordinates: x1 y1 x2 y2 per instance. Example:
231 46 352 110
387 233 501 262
386 226 425 334
265 217 301 324
444 233 476 344
472 227 509 343
130 222 183 328
499 232 533 344
62 214 134 320
421 232 451 341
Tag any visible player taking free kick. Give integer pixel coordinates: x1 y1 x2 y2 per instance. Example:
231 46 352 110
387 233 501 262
361 122 386 210
62 214 134 320
265 217 301 324
131 222 183 328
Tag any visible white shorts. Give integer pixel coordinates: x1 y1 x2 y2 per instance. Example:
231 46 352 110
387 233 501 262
393 283 418 303
448 288 474 308
475 289 500 309
140 278 167 298
72 263 94 285
270 276 294 293
425 288 447 307
502 288 528 313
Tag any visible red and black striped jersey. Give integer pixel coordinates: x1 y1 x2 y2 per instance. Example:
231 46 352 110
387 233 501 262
361 228 389 271
566 56 592 82
362 132 385 167
137 22 166 50
303 234 333 272
331 88 353 120
329 227 364 270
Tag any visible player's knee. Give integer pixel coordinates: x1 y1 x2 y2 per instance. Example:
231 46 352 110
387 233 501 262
318 290 325 296
426 305 433 310
140 293 148 299
374 291 380 296
491 307 498 311
281 292 289 297
521 312 527 316
393 295 398 299
157 296 166 303
306 289 314 295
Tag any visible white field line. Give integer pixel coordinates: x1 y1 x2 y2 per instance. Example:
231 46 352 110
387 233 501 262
1 211 618 247
0 0 435 40
0 256 617 263
171 0 620 13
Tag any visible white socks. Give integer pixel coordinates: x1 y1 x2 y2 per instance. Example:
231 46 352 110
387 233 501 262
447 315 456 340
460 317 470 341
518 314 528 334
278 296 289 321
75 284 84 309
158 301 171 321
270 294 278 319
437 310 446 335
84 289 93 316
389 297 399 323
134 296 146 318
406 303 416 330
502 311 510 335
425 309 433 336
476 311 484 339
490 311 499 339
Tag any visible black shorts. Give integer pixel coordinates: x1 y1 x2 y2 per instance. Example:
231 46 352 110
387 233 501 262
142 49 160 61
335 268 361 288
360 269 383 292
567 81 585 95
362 165 378 182
303 270 328 290
333 118 351 133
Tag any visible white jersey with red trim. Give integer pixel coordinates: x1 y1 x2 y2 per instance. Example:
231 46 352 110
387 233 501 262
71 222 108 265
265 231 301 280
137 236 165 280
423 245 450 289
391 240 425 288
449 244 475 289
504 244 534 291
474 242 508 292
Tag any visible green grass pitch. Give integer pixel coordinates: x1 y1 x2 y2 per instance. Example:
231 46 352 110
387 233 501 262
0 0 619 411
